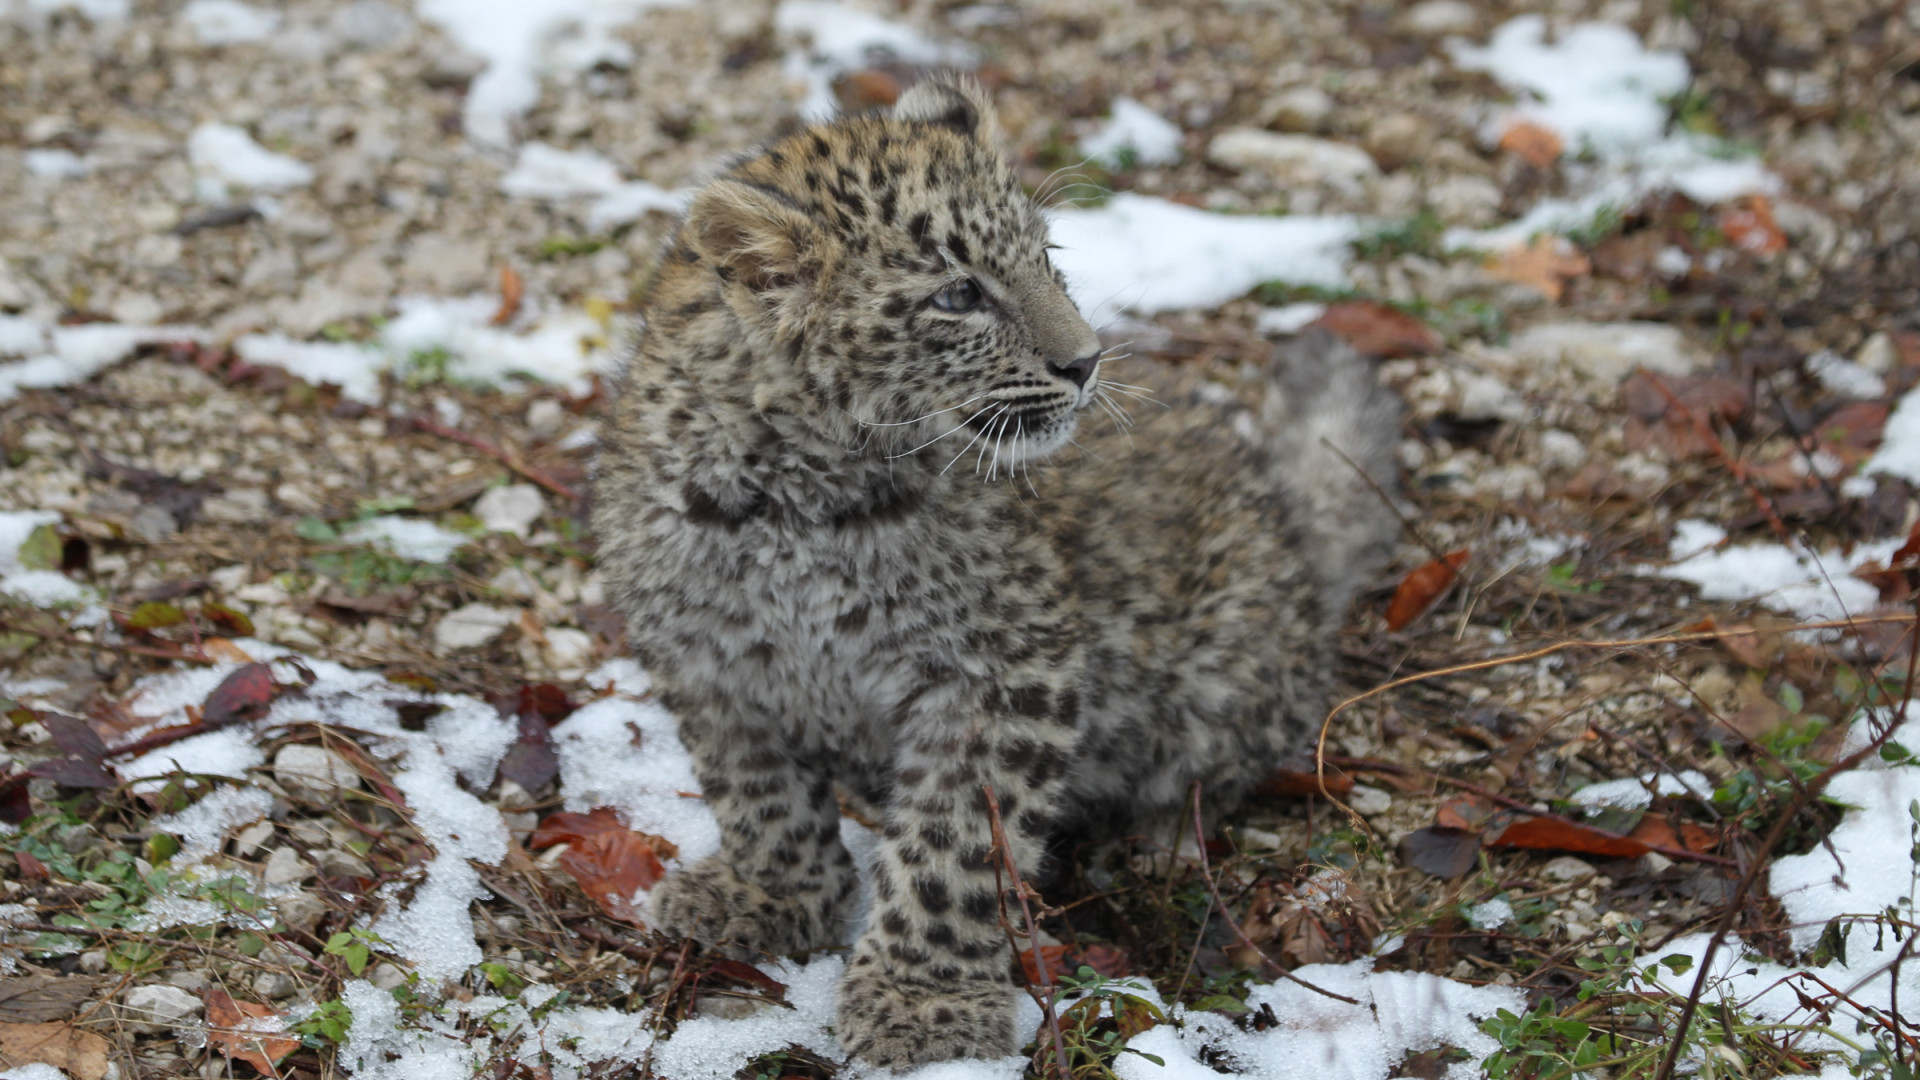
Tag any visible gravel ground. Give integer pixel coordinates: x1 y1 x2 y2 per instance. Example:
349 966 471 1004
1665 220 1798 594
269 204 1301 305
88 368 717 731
2 0 1919 1077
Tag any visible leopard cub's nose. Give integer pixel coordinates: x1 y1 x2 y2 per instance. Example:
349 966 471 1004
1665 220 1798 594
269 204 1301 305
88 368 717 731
1046 352 1100 389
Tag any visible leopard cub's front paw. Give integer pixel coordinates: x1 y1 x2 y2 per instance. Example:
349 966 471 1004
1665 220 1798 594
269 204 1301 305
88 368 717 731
649 856 848 959
834 961 1017 1067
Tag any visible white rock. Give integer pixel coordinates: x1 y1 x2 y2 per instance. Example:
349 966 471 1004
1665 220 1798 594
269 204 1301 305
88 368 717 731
435 602 517 652
399 234 490 294
1346 784 1393 817
121 984 203 1034
1538 429 1587 471
253 971 297 999
1427 175 1502 227
272 890 328 933
543 627 595 671
262 845 314 885
1539 854 1599 882
474 484 544 538
1503 321 1707 383
200 487 271 524
315 848 372 878
1456 372 1525 422
1262 86 1334 133
1400 0 1478 36
273 745 361 801
526 398 566 439
231 820 275 857
368 962 409 991
487 565 540 601
1856 331 1897 375
1206 128 1380 195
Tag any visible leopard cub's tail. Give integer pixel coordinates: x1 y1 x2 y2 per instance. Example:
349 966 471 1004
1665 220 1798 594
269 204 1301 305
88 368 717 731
1258 329 1404 624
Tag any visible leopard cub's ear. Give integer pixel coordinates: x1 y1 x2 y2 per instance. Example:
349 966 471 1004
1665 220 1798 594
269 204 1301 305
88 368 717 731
891 74 1001 146
684 178 818 294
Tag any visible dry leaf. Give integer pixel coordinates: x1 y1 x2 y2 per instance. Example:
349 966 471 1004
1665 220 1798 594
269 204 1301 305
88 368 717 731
1717 195 1786 256
1485 236 1590 302
491 264 525 326
1497 120 1563 168
0 977 108 1023
202 662 280 729
1256 766 1354 798
1627 815 1717 854
0 1021 112 1080
1486 816 1649 858
1398 826 1481 878
531 808 671 925
836 68 902 110
205 989 299 1076
1307 300 1443 358
1385 549 1469 631
201 637 255 663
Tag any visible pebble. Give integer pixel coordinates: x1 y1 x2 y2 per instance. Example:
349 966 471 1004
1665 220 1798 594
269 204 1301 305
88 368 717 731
200 487 272 525
274 744 361 801
1206 128 1380 196
1539 855 1599 882
474 483 545 538
263 845 314 885
1426 175 1502 226
1399 0 1479 36
488 565 541 601
315 848 373 878
1502 322 1707 384
1260 86 1333 133
231 820 275 857
125 505 178 544
399 234 491 294
253 971 299 1000
121 984 203 1034
1856 331 1897 374
526 398 566 440
436 602 518 652
1346 784 1394 817
273 890 329 934
543 627 595 672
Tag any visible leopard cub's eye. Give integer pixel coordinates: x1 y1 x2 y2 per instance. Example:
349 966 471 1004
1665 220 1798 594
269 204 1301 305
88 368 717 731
932 278 983 313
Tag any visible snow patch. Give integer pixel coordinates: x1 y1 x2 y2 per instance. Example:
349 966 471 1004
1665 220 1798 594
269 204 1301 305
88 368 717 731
775 0 975 120
178 0 280 45
0 510 90 608
1049 194 1358 328
498 142 690 229
339 516 470 563
152 784 275 863
1864 380 1920 484
1653 519 1900 626
1 322 206 404
1570 770 1713 811
1446 16 1775 250
1081 98 1183 168
234 334 385 404
188 123 314 191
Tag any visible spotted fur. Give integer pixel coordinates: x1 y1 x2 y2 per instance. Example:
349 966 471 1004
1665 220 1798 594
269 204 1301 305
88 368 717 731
591 76 1402 1067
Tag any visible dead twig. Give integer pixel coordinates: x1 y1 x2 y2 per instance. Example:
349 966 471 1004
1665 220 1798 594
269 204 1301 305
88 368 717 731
407 414 580 501
0 617 217 665
1188 781 1361 1005
983 783 1071 1080
1643 370 1793 545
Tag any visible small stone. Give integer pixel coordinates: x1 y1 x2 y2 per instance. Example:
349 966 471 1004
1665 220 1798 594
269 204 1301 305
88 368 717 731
474 484 544 538
1455 373 1524 422
79 950 109 974
125 505 178 544
1538 429 1587 471
435 603 517 653
1641 852 1676 876
231 821 275 857
488 565 540 600
315 848 373 878
262 846 314 885
252 972 298 1000
1261 86 1333 133
1856 331 1897 375
330 0 411 46
1399 0 1478 36
121 984 202 1034
1234 826 1284 851
693 994 772 1020
399 234 491 294
1427 175 1502 227
1362 112 1432 171
165 969 208 993
543 627 595 671
1502 321 1707 384
1346 784 1393 817
273 890 329 935
201 487 272 525
273 745 361 802
368 962 410 991
1206 128 1380 196
1540 855 1598 882
526 398 566 439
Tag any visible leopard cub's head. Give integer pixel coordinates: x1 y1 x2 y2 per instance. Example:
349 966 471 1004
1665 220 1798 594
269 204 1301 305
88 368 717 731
679 76 1102 470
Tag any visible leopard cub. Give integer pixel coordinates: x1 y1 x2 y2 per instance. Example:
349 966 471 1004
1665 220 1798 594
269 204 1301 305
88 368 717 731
592 76 1401 1066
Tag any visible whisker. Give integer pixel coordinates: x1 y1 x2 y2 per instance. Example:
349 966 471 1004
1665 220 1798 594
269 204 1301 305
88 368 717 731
887 401 999 460
853 391 991 429
940 404 1008 476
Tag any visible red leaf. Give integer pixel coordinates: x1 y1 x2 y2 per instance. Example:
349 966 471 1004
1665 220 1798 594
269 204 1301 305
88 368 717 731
1497 120 1564 168
532 808 671 926
16 850 47 880
491 264 525 327
204 988 299 1075
1718 195 1786 256
1016 943 1132 985
1256 766 1353 798
1487 816 1649 858
1398 826 1480 879
1385 549 1468 631
1308 301 1443 358
703 958 789 1002
202 663 279 729
1435 796 1495 831
1627 815 1717 854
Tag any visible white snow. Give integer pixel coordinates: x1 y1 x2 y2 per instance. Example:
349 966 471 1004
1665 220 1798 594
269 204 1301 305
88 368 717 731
1257 302 1329 336
0 510 90 608
498 142 690 229
775 0 976 120
1654 519 1901 626
1806 350 1887 400
117 726 266 790
1081 98 1183 169
1049 195 1358 328
413 0 690 149
384 295 609 392
187 123 314 191
152 784 274 863
23 148 88 178
339 516 470 563
2 0 128 21
1570 769 1713 811
1445 16 1776 250
1864 380 1920 484
0 1064 71 1080
0 322 205 404
234 334 386 403
178 0 280 45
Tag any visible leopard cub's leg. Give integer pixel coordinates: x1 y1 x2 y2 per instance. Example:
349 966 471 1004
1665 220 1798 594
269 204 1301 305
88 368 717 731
835 686 1078 1067
649 705 856 958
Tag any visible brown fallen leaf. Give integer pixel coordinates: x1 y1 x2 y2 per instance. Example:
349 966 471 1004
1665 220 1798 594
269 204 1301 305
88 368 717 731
1717 195 1786 256
1257 765 1355 798
0 1021 112 1080
1307 300 1443 358
1434 796 1495 832
1485 236 1590 302
702 958 789 1003
1237 873 1380 968
491 263 525 326
1385 548 1469 631
1486 816 1649 858
201 638 255 663
202 662 280 729
1018 943 1131 985
205 989 299 1076
1399 826 1481 879
531 808 671 925
0 976 108 1023
835 68 902 110
1628 815 1717 854
1497 119 1564 168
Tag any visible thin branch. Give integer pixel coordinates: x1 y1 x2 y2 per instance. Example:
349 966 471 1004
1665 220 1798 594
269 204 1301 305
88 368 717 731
1188 781 1361 1005
983 784 1070 1080
406 415 581 501
0 617 217 665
